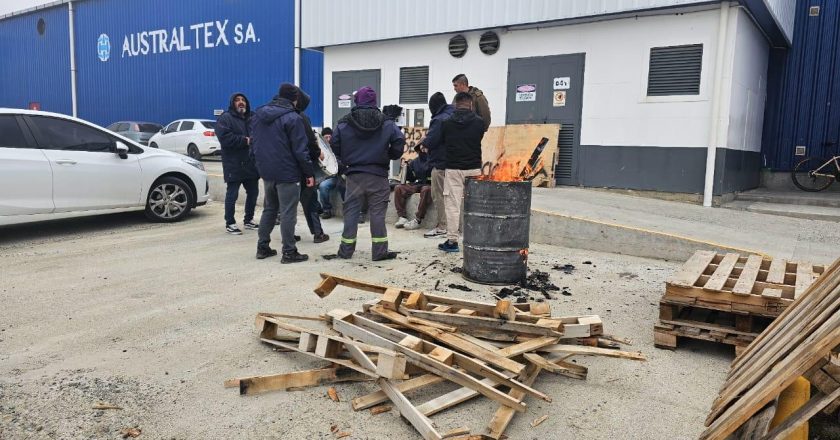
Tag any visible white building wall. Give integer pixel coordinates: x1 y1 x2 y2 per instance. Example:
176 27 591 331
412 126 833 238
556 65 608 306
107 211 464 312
723 7 769 152
323 8 727 149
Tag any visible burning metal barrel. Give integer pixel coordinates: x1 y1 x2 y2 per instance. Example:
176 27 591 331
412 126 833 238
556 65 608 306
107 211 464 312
462 177 532 285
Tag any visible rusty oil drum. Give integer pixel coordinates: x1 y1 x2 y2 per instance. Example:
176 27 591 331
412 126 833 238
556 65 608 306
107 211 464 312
462 178 531 285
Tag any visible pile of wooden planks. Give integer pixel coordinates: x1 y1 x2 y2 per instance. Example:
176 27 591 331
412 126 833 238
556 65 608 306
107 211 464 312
700 257 840 440
655 250 825 354
226 273 645 440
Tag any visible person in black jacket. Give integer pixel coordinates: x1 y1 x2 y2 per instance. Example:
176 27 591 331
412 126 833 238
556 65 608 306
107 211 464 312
439 92 485 253
393 146 432 231
250 83 316 263
331 86 405 261
216 93 260 235
419 92 455 238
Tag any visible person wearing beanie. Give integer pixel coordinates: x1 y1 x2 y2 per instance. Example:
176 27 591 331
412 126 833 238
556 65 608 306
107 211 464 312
216 92 260 235
331 86 405 261
418 91 455 238
249 83 317 264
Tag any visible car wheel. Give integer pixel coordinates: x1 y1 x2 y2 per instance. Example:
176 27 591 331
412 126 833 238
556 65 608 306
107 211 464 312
144 176 194 222
150 142 159 149
187 144 201 160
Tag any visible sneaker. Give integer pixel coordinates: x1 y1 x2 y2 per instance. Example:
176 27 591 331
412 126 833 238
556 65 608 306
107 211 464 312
320 210 333 220
438 240 459 253
373 251 399 261
424 227 446 238
243 220 258 230
395 217 409 228
256 246 277 259
404 219 421 230
313 233 330 243
281 250 309 264
226 223 243 235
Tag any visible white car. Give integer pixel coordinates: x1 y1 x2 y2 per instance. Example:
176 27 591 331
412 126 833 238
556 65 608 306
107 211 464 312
148 119 220 159
0 109 210 226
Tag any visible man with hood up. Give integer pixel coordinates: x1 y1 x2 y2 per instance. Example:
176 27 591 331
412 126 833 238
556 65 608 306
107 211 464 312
216 93 260 235
250 83 317 264
418 92 455 239
439 92 485 253
288 89 329 243
331 86 405 261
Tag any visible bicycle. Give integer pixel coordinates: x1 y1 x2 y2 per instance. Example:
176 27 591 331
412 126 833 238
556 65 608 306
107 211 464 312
791 154 840 192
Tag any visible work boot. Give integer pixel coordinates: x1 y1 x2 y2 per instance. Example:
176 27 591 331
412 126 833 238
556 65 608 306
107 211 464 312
281 249 309 264
256 246 277 259
313 233 330 243
373 251 399 261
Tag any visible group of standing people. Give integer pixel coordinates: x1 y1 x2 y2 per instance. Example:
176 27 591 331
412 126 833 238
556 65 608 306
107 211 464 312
214 73 490 262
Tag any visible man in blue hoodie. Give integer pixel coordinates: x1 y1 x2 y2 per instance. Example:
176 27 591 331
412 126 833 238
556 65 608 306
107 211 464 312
250 83 317 264
332 86 405 261
216 92 259 235
419 92 455 239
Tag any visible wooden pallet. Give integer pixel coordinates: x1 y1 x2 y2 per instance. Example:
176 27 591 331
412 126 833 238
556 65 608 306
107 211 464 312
654 301 771 355
700 257 840 440
666 251 825 318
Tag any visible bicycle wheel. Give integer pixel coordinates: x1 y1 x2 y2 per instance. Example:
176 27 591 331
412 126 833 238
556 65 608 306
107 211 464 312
791 157 835 192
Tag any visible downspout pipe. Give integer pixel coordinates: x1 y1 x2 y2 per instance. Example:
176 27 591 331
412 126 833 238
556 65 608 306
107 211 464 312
294 0 301 86
703 1 731 207
68 1 77 117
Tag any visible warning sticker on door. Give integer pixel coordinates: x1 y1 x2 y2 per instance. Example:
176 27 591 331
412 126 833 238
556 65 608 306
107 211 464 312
515 84 537 102
338 94 352 108
553 91 567 107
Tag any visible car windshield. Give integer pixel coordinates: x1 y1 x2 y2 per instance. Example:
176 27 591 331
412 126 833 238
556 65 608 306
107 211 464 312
138 123 162 133
200 121 216 129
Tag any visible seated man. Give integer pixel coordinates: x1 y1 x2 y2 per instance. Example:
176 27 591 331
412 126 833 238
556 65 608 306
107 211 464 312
394 146 432 231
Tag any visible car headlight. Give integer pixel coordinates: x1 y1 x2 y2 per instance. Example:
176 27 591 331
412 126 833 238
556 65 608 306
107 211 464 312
182 157 205 171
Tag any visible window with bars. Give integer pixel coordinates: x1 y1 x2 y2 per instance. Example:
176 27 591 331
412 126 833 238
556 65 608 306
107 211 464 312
647 44 703 96
399 66 429 104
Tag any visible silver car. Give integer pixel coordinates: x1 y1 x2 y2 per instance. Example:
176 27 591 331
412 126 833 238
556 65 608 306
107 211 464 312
106 121 163 146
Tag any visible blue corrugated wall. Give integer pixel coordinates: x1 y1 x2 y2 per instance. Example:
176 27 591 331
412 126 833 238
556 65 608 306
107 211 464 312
0 5 72 114
763 0 840 170
300 48 324 128
0 0 324 128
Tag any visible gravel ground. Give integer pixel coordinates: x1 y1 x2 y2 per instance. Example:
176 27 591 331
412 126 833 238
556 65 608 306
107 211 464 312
0 202 747 439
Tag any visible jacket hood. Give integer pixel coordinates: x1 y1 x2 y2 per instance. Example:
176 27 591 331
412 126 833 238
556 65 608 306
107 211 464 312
228 92 251 115
434 104 455 119
469 86 484 98
449 108 478 125
296 90 311 113
343 105 385 133
429 92 447 116
255 97 296 124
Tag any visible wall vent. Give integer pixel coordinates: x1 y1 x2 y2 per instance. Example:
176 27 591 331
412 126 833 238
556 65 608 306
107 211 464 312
399 66 429 104
647 44 703 96
448 35 467 58
479 31 500 55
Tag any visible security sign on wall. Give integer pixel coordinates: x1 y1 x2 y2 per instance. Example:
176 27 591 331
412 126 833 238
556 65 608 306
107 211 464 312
515 84 536 102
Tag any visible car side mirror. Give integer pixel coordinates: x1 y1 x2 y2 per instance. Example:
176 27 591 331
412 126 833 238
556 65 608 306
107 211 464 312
115 141 129 159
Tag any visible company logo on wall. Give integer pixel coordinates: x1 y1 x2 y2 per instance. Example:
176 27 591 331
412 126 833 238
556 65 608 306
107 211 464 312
97 33 111 62
111 19 260 60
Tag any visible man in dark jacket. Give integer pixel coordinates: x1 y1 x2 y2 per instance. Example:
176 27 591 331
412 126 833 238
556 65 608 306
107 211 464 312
393 146 432 231
419 92 454 238
452 74 491 131
289 90 329 243
216 93 260 235
439 92 485 253
332 86 405 261
250 83 317 263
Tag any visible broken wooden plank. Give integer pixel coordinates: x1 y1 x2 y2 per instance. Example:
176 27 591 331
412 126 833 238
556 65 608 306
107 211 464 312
404 309 564 338
537 344 647 361
352 374 445 410
379 378 443 440
234 367 371 395
487 363 543 439
492 300 516 321
382 288 404 311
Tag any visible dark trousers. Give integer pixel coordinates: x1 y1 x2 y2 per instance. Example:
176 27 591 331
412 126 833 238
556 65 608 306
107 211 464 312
258 180 300 253
338 173 390 259
394 184 432 220
224 179 259 225
300 185 323 236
